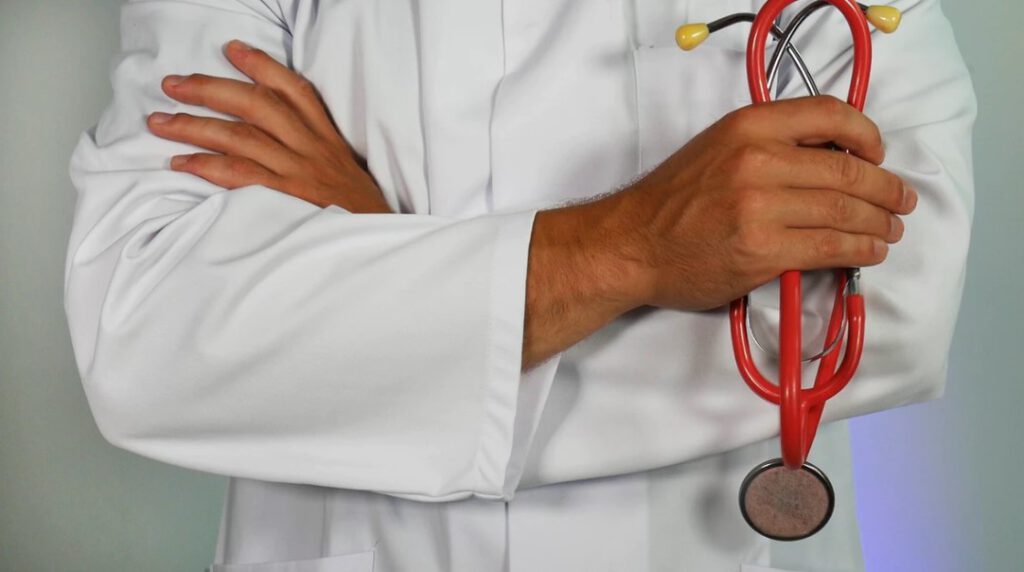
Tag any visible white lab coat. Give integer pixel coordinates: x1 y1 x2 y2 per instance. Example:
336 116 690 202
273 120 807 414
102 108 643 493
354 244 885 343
63 0 976 570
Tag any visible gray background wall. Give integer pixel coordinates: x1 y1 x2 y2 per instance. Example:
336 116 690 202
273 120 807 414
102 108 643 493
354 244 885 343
847 2 1024 570
0 1 1019 570
0 2 225 571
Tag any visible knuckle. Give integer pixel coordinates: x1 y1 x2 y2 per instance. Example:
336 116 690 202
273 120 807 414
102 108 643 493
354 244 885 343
817 231 843 259
247 84 285 115
829 194 853 226
229 121 260 140
292 75 319 100
185 73 207 88
250 83 281 108
721 106 756 135
832 155 861 188
226 158 254 178
185 153 210 169
817 94 846 117
166 112 196 130
729 144 772 176
719 108 742 130
734 225 771 262
250 83 274 100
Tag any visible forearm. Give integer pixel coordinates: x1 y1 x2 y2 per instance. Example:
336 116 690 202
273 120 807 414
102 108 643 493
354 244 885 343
521 191 649 370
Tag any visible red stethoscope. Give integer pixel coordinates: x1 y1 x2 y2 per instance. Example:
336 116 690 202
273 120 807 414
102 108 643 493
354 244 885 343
677 0 902 541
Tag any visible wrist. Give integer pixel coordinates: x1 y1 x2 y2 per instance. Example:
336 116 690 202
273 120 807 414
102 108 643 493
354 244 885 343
561 190 654 314
522 191 653 369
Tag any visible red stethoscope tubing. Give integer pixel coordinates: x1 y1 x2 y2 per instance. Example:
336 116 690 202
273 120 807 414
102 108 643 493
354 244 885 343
730 0 871 470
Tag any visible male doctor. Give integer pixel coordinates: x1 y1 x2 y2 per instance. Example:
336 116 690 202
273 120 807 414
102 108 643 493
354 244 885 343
64 0 975 570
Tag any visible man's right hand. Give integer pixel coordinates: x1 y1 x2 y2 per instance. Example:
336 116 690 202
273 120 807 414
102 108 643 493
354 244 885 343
610 94 916 312
523 95 917 368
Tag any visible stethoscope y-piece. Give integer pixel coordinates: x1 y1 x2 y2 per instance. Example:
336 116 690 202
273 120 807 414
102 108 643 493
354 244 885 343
675 0 901 540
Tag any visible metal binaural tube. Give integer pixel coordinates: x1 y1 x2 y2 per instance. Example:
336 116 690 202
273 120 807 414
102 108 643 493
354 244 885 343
766 1 833 91
694 13 821 97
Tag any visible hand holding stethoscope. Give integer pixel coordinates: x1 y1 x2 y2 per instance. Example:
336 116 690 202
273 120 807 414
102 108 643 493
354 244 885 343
676 0 902 541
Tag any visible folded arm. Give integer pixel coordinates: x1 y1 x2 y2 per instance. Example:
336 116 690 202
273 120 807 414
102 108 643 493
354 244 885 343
66 0 548 502
773 0 977 419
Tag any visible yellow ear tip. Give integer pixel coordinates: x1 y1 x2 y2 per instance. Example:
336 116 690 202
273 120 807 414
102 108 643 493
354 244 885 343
866 5 902 33
676 23 710 51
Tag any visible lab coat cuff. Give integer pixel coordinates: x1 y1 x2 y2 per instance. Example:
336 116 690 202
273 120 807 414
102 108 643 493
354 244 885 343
500 354 563 499
470 208 552 500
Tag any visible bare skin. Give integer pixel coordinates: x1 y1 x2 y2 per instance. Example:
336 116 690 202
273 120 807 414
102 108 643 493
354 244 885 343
148 40 917 372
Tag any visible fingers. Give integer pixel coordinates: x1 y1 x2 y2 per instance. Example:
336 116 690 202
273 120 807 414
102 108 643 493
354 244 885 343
170 152 285 191
221 40 346 146
732 186 901 278
160 71 316 155
737 95 886 165
779 146 918 215
783 229 889 271
772 188 904 243
147 111 300 175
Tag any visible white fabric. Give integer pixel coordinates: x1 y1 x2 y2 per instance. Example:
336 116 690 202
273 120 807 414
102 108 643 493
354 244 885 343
64 0 976 570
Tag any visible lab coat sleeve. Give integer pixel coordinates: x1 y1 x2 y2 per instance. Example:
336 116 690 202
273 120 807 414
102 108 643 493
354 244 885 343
775 0 977 420
63 0 544 502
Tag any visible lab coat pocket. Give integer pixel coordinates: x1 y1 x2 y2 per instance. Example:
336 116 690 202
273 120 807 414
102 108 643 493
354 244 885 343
632 42 751 172
628 0 757 171
208 549 375 572
630 0 754 51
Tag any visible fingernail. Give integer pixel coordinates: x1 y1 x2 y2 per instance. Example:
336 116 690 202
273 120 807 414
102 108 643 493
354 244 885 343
170 155 190 169
890 214 904 242
228 39 252 52
903 186 919 211
873 238 888 257
149 111 173 124
165 75 185 87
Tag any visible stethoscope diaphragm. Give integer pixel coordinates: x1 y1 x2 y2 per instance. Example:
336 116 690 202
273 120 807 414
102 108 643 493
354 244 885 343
738 458 835 541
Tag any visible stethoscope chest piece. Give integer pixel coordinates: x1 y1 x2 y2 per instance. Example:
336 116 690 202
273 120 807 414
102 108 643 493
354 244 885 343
739 458 836 541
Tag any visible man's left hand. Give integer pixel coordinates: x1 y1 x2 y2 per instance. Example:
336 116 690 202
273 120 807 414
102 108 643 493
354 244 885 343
147 39 391 214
